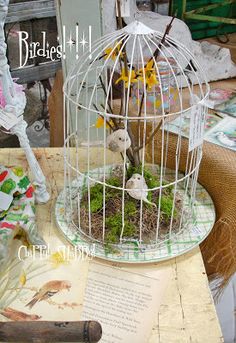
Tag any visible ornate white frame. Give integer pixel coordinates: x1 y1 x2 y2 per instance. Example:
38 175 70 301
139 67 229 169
0 0 49 203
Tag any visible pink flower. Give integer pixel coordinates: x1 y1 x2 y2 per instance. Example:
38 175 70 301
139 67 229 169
0 80 25 108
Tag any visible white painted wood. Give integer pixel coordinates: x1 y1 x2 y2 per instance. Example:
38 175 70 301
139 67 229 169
55 0 103 79
55 0 104 138
211 274 236 343
0 0 50 203
11 60 61 84
6 0 55 23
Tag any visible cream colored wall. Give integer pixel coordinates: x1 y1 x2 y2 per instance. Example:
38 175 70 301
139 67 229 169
56 0 103 78
55 0 105 140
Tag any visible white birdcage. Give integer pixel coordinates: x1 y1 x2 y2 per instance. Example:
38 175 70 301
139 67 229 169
56 21 215 263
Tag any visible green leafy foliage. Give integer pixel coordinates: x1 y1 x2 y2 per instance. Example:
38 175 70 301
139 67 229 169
0 179 16 194
17 176 30 190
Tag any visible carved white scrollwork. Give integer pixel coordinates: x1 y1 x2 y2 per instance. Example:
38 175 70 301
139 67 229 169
0 0 50 203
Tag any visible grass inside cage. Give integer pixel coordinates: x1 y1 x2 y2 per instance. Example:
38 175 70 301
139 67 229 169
79 166 183 245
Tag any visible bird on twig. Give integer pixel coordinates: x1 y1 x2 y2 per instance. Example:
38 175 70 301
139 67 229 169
0 307 41 321
25 280 72 309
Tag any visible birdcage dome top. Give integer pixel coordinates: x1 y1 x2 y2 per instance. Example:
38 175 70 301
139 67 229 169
121 20 155 34
64 20 209 120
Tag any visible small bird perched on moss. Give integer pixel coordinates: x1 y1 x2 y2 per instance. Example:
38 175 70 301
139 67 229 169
26 280 71 309
106 129 131 153
126 173 156 207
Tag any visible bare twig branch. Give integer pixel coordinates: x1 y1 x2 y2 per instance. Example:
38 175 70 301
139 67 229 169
116 0 123 30
99 75 114 115
116 0 140 166
153 16 176 59
136 120 163 151
136 17 175 153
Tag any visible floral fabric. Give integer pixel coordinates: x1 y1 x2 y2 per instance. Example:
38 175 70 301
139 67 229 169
0 166 46 264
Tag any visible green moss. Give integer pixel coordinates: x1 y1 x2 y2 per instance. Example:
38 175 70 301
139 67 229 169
105 213 136 243
105 201 137 243
106 177 121 187
81 169 180 243
123 222 136 237
106 231 118 243
90 193 103 213
85 177 121 213
89 183 103 197
124 201 137 216
160 195 177 219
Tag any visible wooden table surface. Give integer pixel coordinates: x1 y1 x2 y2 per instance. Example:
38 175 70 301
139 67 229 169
0 147 224 343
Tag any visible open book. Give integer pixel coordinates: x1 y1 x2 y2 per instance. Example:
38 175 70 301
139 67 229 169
81 262 170 343
1 251 170 343
166 111 236 152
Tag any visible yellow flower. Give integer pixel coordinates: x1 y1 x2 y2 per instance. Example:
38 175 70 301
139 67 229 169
19 270 26 286
104 42 123 61
146 73 158 91
49 251 68 268
170 87 178 101
95 116 113 129
137 59 159 90
145 59 155 72
137 60 154 76
115 68 138 88
155 99 161 108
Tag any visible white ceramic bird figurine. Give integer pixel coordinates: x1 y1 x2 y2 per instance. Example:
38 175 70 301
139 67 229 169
215 132 236 147
126 173 156 207
106 129 131 153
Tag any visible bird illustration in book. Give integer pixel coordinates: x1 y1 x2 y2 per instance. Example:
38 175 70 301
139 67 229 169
0 307 41 321
215 131 236 147
126 174 156 207
26 280 72 309
106 129 131 152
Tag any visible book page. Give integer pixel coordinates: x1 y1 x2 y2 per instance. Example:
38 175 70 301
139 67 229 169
81 262 170 343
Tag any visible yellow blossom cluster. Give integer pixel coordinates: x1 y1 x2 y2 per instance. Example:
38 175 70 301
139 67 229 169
115 60 159 90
